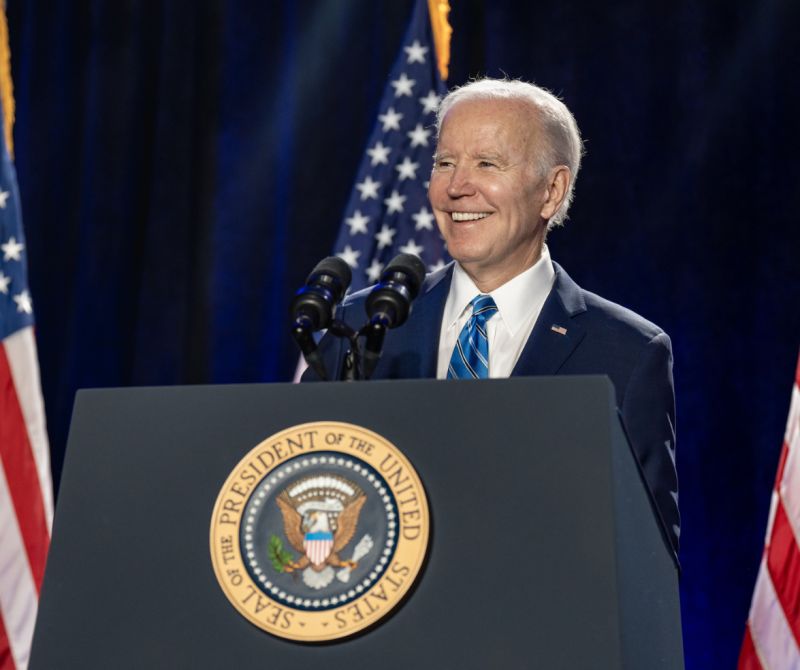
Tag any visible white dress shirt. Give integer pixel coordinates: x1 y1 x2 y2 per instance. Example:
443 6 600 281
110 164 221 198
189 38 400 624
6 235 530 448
436 245 556 379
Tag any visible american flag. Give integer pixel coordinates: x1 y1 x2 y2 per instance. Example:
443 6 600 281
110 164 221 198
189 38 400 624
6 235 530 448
0 12 53 668
739 353 800 669
333 0 451 293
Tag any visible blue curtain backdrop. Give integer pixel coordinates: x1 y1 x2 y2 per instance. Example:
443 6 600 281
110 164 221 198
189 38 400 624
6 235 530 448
6 0 799 666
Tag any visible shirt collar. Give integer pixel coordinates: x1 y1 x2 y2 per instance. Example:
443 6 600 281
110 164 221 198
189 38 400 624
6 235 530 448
444 245 556 336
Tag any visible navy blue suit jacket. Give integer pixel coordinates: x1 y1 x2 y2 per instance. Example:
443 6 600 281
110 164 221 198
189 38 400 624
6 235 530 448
304 262 679 560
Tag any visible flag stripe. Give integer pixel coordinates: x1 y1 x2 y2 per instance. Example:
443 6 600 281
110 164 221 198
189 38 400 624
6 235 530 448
0 609 18 670
747 556 800 669
777 388 800 555
0 461 37 670
3 329 53 531
774 442 790 500
0 343 49 591
766 499 800 646
786 383 800 451
741 352 800 669
739 625 763 670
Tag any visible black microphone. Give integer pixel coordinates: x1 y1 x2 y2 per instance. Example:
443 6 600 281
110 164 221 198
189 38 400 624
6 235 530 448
362 253 426 378
290 257 352 380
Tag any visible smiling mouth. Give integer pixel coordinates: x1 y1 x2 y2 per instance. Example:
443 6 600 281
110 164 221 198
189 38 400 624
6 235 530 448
451 212 491 222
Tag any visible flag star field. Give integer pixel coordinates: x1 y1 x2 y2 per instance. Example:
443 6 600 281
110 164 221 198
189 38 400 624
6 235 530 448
333 4 450 294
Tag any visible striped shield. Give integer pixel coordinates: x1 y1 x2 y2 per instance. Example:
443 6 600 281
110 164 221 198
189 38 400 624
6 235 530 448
304 531 334 567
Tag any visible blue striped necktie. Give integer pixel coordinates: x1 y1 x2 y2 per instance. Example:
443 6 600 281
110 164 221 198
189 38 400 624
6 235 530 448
447 294 498 379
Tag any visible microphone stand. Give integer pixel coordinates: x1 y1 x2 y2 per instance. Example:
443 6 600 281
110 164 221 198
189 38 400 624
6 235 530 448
360 317 388 380
327 320 362 381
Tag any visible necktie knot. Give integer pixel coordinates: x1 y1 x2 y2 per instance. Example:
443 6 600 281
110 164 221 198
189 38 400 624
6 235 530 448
468 294 498 325
447 294 497 380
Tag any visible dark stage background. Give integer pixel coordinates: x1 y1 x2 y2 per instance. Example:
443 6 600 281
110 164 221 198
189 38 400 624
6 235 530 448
7 1 799 666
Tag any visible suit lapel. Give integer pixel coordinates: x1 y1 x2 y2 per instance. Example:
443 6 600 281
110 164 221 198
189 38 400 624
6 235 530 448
512 262 587 376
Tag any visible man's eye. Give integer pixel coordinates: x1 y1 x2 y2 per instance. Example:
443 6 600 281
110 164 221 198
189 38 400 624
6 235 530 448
435 159 454 169
478 160 496 168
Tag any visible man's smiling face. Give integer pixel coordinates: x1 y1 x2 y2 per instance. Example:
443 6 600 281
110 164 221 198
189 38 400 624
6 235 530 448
428 97 556 291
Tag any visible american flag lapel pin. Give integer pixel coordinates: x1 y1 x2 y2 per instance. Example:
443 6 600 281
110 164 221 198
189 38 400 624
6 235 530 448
551 324 568 336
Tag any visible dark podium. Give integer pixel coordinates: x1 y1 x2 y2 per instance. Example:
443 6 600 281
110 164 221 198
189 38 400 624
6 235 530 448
31 376 683 669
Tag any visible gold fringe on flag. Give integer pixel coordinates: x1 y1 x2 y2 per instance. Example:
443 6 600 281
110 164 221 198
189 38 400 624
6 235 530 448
427 0 452 81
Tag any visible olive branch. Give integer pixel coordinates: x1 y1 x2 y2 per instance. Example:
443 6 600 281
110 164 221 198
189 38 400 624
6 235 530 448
268 535 295 572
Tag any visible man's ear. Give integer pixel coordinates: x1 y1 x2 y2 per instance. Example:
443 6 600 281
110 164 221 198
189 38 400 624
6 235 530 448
539 166 571 221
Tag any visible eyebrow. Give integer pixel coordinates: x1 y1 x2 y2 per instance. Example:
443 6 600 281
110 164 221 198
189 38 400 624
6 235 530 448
432 151 507 162
474 152 505 161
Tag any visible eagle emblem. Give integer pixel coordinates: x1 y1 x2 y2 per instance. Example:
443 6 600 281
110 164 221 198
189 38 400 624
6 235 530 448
271 474 373 590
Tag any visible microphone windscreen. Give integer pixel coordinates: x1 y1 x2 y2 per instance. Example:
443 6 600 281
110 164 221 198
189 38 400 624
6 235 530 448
307 256 352 303
381 253 426 299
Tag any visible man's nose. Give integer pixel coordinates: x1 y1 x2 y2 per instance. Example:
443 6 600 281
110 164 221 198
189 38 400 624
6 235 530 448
446 166 476 198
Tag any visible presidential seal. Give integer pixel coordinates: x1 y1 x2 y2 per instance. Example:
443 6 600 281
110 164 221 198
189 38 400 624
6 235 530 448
209 421 429 642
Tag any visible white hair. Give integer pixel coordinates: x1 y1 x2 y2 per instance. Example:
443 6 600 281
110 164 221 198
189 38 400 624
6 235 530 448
436 78 584 228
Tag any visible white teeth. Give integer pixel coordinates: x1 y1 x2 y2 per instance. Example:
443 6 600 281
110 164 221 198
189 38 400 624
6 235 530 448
451 212 490 222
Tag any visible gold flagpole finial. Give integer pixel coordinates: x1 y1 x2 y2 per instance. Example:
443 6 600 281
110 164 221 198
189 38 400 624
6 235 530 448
0 5 15 157
427 0 452 81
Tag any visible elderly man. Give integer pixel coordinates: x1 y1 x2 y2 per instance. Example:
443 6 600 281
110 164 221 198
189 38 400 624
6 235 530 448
305 78 679 560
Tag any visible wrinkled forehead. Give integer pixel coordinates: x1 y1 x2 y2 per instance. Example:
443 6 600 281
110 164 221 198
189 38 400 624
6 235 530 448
436 97 542 156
